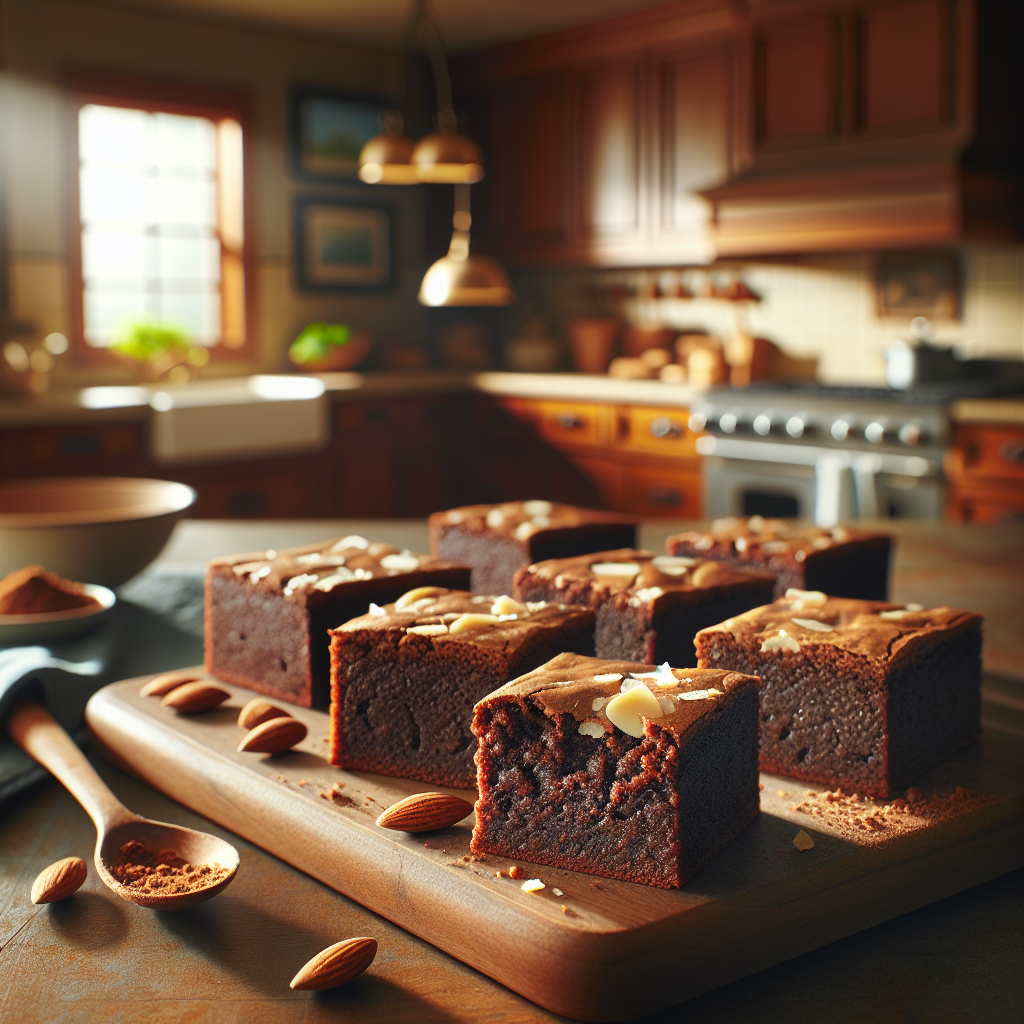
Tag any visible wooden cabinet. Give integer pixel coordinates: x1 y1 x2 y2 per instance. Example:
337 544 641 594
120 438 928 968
619 462 702 519
0 421 147 478
945 421 1024 523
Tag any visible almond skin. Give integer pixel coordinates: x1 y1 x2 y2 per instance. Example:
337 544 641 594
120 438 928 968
31 856 88 904
140 670 203 697
162 681 230 713
237 698 293 730
290 937 377 991
375 792 474 833
237 716 307 753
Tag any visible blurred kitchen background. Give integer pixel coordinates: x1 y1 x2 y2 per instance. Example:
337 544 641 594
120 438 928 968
1 0 1021 524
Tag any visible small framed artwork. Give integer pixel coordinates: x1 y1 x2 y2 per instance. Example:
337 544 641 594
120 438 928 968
876 250 960 319
294 197 393 292
290 85 387 181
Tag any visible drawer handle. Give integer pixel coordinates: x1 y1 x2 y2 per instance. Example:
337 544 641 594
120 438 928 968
647 485 683 508
556 413 586 429
1000 440 1024 466
649 417 683 440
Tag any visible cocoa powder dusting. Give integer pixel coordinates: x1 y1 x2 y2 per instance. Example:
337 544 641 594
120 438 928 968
790 786 997 846
112 841 229 895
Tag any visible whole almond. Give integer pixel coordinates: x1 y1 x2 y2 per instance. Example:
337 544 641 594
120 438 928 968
162 681 230 713
31 856 88 904
290 937 377 991
238 698 293 730
140 670 203 698
375 792 474 833
237 716 307 753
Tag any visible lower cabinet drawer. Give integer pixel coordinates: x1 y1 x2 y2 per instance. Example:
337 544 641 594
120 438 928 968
947 483 1024 524
620 463 702 518
620 406 698 457
176 462 321 519
536 401 612 449
0 422 146 477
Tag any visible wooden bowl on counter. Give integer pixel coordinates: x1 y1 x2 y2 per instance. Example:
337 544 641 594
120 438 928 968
0 477 196 587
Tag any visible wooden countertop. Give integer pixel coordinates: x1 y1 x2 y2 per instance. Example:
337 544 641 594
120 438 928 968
1 518 1022 1023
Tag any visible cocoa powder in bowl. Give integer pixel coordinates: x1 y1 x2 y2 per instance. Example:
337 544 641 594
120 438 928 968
112 840 230 895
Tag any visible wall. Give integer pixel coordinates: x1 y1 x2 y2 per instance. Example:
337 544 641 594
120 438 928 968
0 0 431 386
508 245 1024 384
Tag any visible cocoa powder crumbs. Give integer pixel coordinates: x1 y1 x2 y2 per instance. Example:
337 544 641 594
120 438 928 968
112 841 229 895
508 865 526 880
790 786 997 846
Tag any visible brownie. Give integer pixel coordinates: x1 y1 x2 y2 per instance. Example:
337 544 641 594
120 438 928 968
471 652 761 888
695 591 983 797
513 548 775 667
329 589 596 788
204 536 470 708
666 516 893 600
429 500 637 595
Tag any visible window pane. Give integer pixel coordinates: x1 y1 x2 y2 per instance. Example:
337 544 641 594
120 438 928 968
158 236 220 282
84 288 147 344
82 229 146 280
79 104 150 167
80 167 148 225
155 178 217 228
155 112 217 176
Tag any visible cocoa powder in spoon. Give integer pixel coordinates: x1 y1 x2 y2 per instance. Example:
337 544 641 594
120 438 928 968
112 840 230 895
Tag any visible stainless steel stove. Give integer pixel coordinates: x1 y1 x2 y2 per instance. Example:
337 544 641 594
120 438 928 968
688 380 1016 525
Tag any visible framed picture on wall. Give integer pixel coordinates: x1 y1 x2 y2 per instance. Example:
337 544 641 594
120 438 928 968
876 250 960 319
289 85 387 180
294 197 393 292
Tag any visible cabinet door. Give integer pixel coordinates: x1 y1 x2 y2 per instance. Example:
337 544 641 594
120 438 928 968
756 13 840 148
575 63 642 244
858 0 952 134
658 42 740 237
620 462 702 519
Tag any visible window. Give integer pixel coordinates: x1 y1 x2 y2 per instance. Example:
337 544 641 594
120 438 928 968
69 76 251 357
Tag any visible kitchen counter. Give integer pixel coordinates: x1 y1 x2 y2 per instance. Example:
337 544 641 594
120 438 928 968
1 518 1021 1023
0 371 706 430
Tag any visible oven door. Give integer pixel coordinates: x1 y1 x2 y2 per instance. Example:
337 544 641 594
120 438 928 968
698 437 944 523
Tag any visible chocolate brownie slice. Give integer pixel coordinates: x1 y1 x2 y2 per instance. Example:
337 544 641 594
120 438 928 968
695 591 983 797
513 548 774 667
329 589 596 788
667 516 893 600
429 500 636 595
205 536 469 708
471 653 761 888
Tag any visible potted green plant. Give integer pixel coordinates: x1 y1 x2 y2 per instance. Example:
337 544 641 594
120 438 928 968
288 323 372 372
111 320 210 384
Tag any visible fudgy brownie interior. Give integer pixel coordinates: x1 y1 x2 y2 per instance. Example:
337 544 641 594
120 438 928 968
472 654 761 888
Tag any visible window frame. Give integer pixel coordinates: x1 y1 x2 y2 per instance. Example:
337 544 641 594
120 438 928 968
65 70 256 364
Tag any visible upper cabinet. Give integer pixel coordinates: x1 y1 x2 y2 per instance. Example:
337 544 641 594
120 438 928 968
455 0 1020 265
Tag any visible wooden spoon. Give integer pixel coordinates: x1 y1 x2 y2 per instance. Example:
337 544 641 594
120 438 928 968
7 699 239 910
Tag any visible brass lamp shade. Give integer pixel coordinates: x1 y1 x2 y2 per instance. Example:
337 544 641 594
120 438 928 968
418 251 514 307
358 134 418 184
412 131 484 184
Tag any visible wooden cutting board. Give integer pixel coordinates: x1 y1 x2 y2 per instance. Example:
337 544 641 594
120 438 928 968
86 673 1023 1022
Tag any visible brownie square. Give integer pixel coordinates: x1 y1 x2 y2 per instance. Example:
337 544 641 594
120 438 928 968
429 500 636 595
471 653 761 888
329 590 596 788
666 516 893 600
513 548 775 667
695 591 983 797
205 536 470 708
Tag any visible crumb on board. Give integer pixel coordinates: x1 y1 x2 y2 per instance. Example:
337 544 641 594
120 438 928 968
789 785 996 847
508 865 526 880
777 790 788 798
793 830 815 851
297 779 307 787
561 906 577 917
521 879 545 893
552 888 564 897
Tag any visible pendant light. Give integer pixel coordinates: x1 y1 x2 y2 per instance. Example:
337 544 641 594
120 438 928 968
358 110 417 184
419 185 514 306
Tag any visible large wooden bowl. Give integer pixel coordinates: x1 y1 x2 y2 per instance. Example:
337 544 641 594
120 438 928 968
0 477 196 587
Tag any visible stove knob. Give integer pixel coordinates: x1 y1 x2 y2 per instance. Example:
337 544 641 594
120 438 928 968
786 415 806 438
898 422 924 446
865 421 886 444
687 411 707 432
753 413 772 436
831 419 852 441
718 412 738 434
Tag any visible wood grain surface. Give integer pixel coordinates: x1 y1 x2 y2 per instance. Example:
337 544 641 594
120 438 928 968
84 675 1024 1022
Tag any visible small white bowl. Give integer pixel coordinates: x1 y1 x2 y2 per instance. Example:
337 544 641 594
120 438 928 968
0 477 196 588
0 583 116 646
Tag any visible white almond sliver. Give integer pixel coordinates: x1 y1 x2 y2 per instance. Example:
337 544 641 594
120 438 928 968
590 562 641 577
380 552 421 573
578 720 605 738
522 500 553 517
448 613 499 633
708 688 724 696
657 696 675 714
905 603 924 612
486 509 505 528
396 586 448 609
761 631 801 653
605 686 664 738
593 673 622 683
679 690 709 701
406 624 448 636
368 603 387 616
491 595 528 617
791 618 835 632
521 879 545 893
620 677 645 693
514 522 536 541
591 697 606 711
785 589 827 604
652 555 698 570
333 535 369 551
